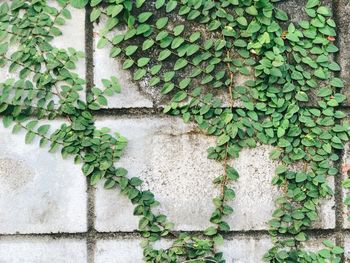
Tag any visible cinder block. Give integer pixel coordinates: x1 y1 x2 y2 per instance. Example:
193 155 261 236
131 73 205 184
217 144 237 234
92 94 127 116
93 16 154 109
337 1 350 105
0 237 87 263
0 121 87 234
94 117 335 232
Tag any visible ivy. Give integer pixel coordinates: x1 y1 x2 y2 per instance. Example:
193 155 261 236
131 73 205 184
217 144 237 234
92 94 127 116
0 0 349 262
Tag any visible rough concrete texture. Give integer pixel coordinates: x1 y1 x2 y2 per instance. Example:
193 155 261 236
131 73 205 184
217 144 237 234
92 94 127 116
337 0 350 104
344 235 350 259
94 236 272 263
93 16 154 109
0 237 87 263
0 121 87 233
342 143 350 228
51 3 86 78
94 236 341 263
94 117 335 232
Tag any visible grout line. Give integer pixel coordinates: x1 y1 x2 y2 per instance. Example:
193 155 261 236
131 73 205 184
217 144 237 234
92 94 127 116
2 107 350 120
85 5 96 263
85 3 95 100
0 228 345 240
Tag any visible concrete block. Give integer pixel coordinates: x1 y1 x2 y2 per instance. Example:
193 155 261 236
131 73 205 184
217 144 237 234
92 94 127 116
0 237 87 263
93 16 154 109
0 121 87 234
342 143 350 228
0 2 86 103
95 238 144 263
94 237 272 263
94 117 334 232
344 235 350 260
51 2 86 78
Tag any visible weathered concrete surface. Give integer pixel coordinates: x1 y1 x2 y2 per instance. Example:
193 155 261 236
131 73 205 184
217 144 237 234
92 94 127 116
338 0 350 105
0 2 86 102
342 143 350 228
93 16 154 109
94 117 335 232
95 238 144 263
94 236 338 263
0 237 87 263
0 121 87 233
344 235 350 260
94 237 272 263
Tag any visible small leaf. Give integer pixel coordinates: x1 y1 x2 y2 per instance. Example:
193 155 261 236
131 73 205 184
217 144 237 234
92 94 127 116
71 0 89 8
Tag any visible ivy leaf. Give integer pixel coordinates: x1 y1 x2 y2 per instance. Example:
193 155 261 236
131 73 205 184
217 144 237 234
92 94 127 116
295 91 309 102
296 172 307 183
204 226 217 236
226 166 239 180
330 78 344 88
174 58 188 70
217 134 230 146
90 8 101 22
306 0 320 8
71 0 89 8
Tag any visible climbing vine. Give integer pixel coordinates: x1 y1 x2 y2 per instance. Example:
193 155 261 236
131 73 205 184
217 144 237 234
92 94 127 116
0 0 349 262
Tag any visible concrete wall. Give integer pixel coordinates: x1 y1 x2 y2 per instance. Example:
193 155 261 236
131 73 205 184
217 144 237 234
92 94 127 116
1 1 350 262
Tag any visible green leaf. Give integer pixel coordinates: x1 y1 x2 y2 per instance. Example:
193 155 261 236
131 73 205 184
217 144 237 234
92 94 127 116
306 0 320 8
125 45 138 56
158 49 171 61
142 39 154 50
130 177 143 186
270 149 282 160
156 17 168 29
296 172 307 183
133 69 146 81
332 246 344 255
104 179 116 189
317 87 332 97
137 57 150 67
166 1 177 13
236 17 247 26
174 58 188 70
173 25 185 36
138 12 153 23
295 91 309 102
38 125 50 135
246 6 258 16
25 131 35 144
217 134 230 146
330 78 344 88
172 91 187 102
204 226 217 236
276 165 287 174
227 166 239 180
0 43 8 55
246 20 261 35
161 83 175 94
275 9 288 21
122 59 134 69
71 0 89 8
90 8 101 22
